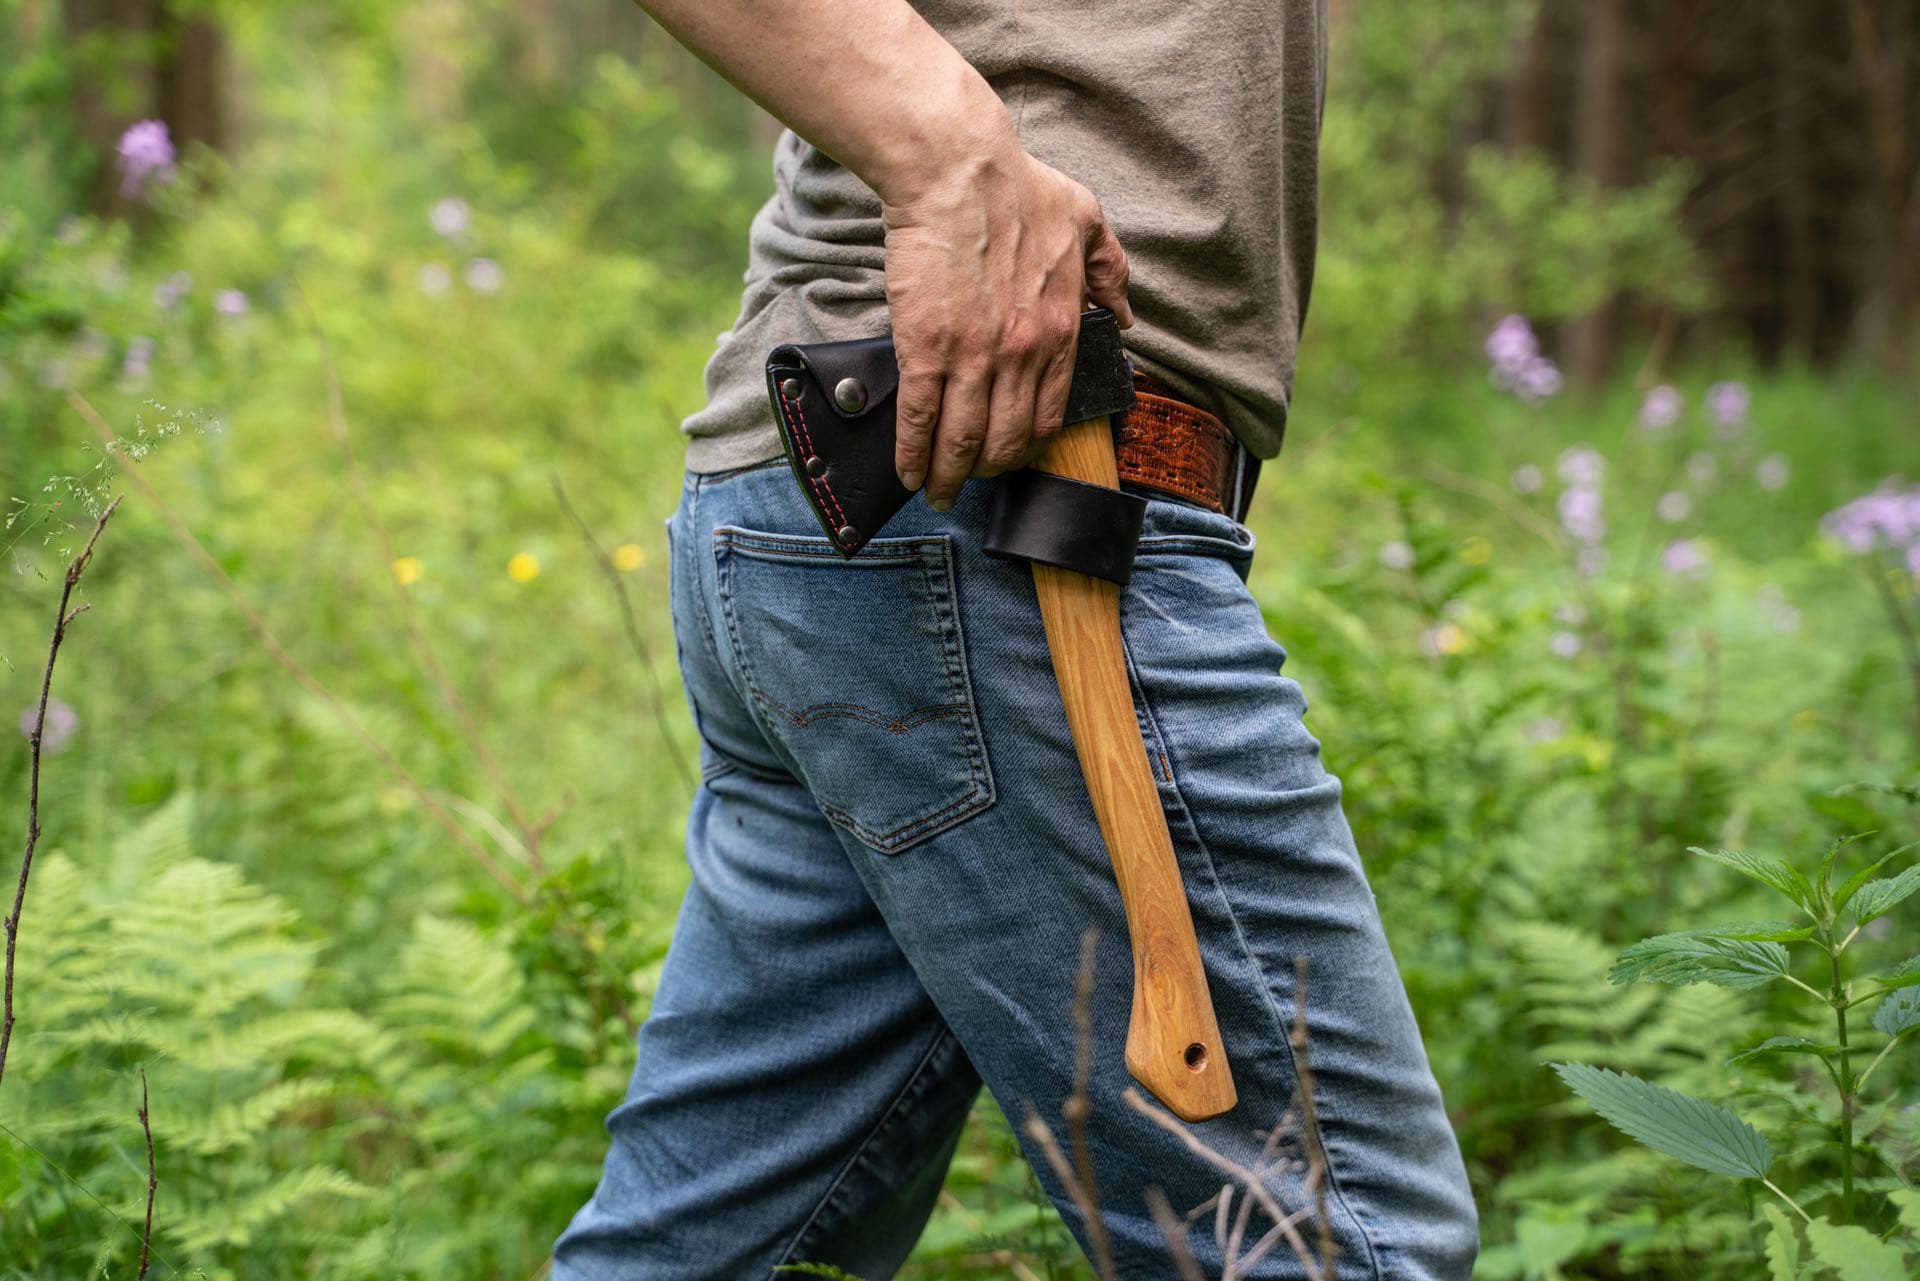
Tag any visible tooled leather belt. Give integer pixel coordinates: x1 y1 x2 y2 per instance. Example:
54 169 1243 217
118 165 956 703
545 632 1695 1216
1118 370 1259 522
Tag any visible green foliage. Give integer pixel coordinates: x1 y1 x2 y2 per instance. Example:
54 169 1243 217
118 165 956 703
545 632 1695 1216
1 2 1917 1279
1552 1064 1773 1178
1555 824 1919 1273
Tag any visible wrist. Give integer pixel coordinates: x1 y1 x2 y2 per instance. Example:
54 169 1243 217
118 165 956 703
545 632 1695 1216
864 70 1020 208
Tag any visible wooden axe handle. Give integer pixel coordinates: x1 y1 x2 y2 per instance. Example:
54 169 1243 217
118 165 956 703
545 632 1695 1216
1031 416 1237 1122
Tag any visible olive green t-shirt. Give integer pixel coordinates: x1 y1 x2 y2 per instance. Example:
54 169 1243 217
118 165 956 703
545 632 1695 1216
681 0 1329 473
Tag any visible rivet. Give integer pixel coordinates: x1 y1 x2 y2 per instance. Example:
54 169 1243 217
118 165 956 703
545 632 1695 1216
836 524 859 544
833 377 867 413
779 377 802 399
804 456 826 477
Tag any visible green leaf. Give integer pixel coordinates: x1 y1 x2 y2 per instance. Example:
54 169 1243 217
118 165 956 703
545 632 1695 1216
1804 1217 1909 1281
1699 919 1818 942
1850 864 1920 925
1730 1036 1839 1066
1890 1189 1920 1237
1871 955 1920 993
1610 932 1790 989
1761 1204 1802 1281
1691 846 1817 913
1834 838 1917 914
1552 1062 1773 1178
1872 987 1920 1038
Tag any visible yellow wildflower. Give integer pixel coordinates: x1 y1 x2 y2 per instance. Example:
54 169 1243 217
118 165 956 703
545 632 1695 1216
613 543 646 572
391 556 425 586
508 552 540 583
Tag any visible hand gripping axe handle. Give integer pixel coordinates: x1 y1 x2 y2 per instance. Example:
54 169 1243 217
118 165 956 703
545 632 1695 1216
764 308 1237 1121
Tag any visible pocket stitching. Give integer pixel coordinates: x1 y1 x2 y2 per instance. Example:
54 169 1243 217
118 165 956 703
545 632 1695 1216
712 528 994 853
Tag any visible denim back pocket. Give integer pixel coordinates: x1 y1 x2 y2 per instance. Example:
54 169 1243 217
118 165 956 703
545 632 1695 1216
712 527 994 854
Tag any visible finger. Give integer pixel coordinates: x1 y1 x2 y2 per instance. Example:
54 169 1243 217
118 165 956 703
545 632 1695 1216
923 370 990 511
1031 321 1077 441
894 361 943 492
1083 215 1134 328
974 366 1039 479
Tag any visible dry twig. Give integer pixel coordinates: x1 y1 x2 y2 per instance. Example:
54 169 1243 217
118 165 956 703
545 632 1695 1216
137 1065 155 1281
2 494 120 1087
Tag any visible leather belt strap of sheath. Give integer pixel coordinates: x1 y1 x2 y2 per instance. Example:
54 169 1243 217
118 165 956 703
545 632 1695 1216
764 308 1238 1121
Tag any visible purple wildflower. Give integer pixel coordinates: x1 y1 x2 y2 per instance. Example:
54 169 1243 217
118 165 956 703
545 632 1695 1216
1823 483 1920 558
1557 447 1606 488
1511 464 1544 495
1661 538 1709 578
1485 315 1537 374
1656 491 1691 522
121 335 155 387
215 289 249 317
418 262 453 297
430 197 471 238
117 120 176 197
1557 485 1605 544
152 270 192 310
1378 540 1414 571
1639 385 1682 431
463 258 504 293
1706 381 1750 431
19 699 79 755
1515 356 1564 401
1549 631 1582 659
1756 455 1790 492
1485 316 1561 400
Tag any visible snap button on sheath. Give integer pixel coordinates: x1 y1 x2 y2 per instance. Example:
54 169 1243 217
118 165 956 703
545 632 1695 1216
779 377 802 399
804 456 826 476
833 377 867 413
836 524 859 544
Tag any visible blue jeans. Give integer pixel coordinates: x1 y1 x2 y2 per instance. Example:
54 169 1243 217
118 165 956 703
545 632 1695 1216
554 459 1478 1279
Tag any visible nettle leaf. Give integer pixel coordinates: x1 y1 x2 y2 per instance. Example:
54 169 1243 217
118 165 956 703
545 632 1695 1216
1729 1036 1838 1066
1873 987 1920 1038
1610 932 1790 989
1891 1188 1920 1237
1804 1217 1909 1281
1552 1062 1773 1178
1691 846 1817 913
1761 1204 1802 1281
1872 955 1920 993
1850 863 1920 925
1834 838 1917 914
1698 919 1817 942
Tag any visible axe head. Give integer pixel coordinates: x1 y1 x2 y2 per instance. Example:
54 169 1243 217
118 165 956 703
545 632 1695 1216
765 307 1137 558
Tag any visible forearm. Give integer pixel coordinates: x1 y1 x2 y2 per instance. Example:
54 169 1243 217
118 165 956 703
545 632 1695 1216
633 0 1016 203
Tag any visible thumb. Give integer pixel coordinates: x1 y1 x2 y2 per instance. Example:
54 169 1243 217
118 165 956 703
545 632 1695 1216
1082 215 1134 328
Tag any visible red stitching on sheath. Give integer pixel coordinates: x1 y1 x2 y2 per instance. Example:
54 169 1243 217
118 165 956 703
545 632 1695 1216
779 387 851 533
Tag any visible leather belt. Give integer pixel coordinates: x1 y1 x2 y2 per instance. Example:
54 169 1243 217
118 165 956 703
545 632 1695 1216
1117 370 1260 522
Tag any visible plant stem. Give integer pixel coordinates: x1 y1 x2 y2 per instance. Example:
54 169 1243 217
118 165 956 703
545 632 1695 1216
1827 927 1855 1224
1762 1178 1813 1223
1854 1036 1900 1094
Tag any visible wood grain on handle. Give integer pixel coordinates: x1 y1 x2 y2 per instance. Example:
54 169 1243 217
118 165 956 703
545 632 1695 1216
1031 416 1238 1123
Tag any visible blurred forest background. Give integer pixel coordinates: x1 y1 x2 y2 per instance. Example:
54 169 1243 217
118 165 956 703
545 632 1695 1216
2 0 1918 1277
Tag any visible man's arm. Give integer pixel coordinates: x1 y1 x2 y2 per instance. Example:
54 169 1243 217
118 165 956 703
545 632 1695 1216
635 0 1133 510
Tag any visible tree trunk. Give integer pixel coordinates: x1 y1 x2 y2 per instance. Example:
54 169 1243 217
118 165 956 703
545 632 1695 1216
1564 0 1630 389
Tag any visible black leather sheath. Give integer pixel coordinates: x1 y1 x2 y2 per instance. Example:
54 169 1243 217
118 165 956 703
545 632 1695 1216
765 307 1139 562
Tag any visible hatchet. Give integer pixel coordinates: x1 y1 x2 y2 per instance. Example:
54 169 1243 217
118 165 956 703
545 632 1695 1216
765 308 1237 1121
